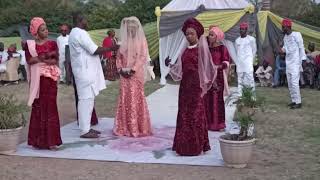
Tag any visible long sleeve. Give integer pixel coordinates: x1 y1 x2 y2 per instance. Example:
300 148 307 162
296 32 307 62
250 36 257 57
221 45 230 63
79 31 98 55
132 40 148 72
116 51 123 70
25 46 32 65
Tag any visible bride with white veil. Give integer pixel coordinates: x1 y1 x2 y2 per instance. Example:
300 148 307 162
113 16 153 137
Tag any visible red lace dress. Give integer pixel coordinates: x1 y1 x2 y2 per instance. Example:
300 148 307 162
172 47 211 156
205 45 230 131
26 40 62 149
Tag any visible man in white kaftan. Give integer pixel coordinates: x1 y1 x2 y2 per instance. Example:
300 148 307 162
57 24 70 83
69 14 118 138
281 19 306 109
235 22 257 95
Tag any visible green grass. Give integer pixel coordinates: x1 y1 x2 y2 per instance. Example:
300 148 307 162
0 37 22 49
253 87 320 178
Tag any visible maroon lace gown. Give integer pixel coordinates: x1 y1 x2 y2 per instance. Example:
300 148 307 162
172 47 211 156
205 45 230 131
26 41 62 149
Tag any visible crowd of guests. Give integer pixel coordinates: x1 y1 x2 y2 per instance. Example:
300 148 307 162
254 41 320 91
0 42 27 86
1 13 318 157
17 15 233 156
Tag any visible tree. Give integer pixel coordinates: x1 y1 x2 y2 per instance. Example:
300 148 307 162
271 0 313 18
296 3 320 27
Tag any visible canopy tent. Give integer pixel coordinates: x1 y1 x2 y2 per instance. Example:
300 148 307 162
157 0 253 85
156 0 320 85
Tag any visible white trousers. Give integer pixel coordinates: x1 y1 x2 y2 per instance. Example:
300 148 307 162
287 71 301 104
237 72 255 95
78 98 94 135
59 58 66 82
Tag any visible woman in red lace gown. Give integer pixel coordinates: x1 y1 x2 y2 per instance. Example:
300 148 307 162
26 17 62 149
205 26 230 131
166 18 217 156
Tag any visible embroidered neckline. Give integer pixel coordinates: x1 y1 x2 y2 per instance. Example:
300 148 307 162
187 44 198 49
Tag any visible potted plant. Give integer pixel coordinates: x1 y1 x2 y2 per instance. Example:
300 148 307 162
0 94 27 154
219 86 265 168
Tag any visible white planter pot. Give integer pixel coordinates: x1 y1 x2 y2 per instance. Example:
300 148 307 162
0 127 23 154
219 135 256 168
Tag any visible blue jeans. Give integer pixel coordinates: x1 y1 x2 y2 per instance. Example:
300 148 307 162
273 69 285 86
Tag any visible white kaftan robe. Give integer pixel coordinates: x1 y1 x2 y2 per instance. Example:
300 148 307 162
235 35 257 95
69 27 105 134
283 32 306 104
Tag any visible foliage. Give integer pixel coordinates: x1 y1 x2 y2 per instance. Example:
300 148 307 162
224 85 265 141
0 94 28 129
234 112 254 141
296 3 320 28
86 0 170 29
236 86 265 109
0 0 170 36
271 0 313 18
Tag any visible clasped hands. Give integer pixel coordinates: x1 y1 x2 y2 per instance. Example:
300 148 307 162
119 68 135 78
38 52 57 61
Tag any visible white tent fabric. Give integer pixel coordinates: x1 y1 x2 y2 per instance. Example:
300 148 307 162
159 0 250 84
159 30 187 85
162 0 249 12
222 40 239 66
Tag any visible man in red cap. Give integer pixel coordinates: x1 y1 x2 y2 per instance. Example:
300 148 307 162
281 18 306 109
235 22 257 95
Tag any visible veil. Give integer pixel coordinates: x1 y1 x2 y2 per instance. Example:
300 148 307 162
169 35 217 97
118 16 150 82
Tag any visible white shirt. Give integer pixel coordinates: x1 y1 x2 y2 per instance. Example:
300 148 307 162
69 27 106 99
17 50 26 65
57 35 69 62
283 32 306 73
0 51 8 72
0 50 8 64
235 35 257 73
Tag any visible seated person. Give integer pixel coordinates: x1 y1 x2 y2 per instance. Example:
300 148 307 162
255 60 273 87
0 44 20 85
302 57 315 88
306 43 320 89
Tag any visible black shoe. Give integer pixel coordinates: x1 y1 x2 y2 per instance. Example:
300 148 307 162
288 102 296 107
300 85 306 89
290 103 302 109
310 85 314 89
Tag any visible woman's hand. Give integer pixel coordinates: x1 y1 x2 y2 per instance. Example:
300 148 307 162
165 56 172 67
119 69 131 78
221 62 228 69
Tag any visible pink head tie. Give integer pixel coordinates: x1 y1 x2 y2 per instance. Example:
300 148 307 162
30 17 46 37
209 25 225 42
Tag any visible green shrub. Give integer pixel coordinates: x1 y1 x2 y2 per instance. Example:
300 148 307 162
0 94 28 129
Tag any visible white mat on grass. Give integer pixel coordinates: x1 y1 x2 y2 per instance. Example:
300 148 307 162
13 84 238 166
